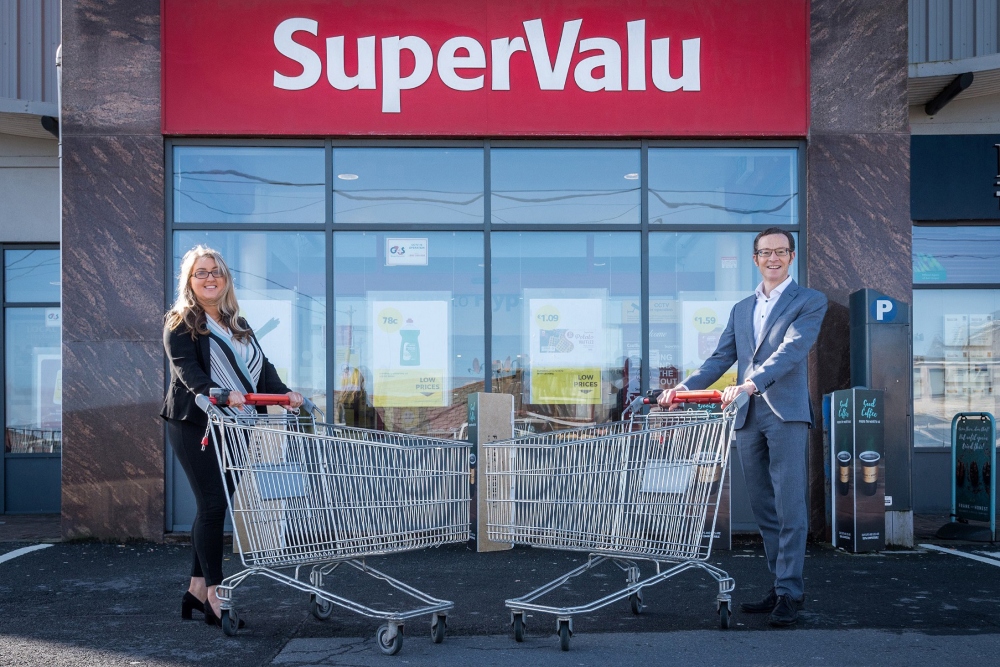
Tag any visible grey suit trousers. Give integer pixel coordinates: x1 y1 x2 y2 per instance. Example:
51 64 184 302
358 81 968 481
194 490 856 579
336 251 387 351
736 395 808 600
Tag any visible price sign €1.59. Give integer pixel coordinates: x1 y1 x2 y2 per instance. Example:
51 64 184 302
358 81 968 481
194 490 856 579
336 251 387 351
692 307 720 333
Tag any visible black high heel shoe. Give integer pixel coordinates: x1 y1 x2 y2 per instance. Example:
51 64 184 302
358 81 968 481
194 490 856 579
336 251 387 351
181 591 205 620
204 598 245 629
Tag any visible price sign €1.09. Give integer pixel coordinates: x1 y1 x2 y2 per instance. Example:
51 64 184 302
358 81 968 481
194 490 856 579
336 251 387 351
536 305 560 330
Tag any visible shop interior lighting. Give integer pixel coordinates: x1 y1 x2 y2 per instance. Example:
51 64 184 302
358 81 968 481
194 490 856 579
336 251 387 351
337 173 359 180
624 173 639 180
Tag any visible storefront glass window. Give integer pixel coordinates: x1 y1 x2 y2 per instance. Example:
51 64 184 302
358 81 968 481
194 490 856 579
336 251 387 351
648 148 798 226
333 232 484 436
332 148 484 224
173 232 326 405
5 305 61 454
648 232 799 393
5 249 60 302
491 149 640 225
913 226 1000 284
172 147 325 223
491 232 641 429
912 289 1000 447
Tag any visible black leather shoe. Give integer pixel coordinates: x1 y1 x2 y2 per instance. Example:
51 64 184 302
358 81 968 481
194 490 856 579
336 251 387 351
740 588 804 614
181 591 205 620
769 594 800 627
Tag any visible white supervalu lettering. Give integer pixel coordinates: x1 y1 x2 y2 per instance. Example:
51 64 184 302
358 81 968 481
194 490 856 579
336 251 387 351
326 35 376 90
575 37 621 92
271 17 703 109
651 37 701 92
274 18 322 90
382 36 434 113
490 37 527 91
626 20 645 90
438 36 486 91
523 18 581 90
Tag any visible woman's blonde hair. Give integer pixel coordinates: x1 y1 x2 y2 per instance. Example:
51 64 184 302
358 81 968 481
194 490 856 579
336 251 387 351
165 245 251 342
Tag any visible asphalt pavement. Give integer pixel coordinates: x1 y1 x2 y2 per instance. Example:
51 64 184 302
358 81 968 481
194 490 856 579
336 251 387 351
1 534 999 666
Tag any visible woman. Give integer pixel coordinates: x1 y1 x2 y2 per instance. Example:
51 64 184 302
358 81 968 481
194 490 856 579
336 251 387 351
161 245 303 627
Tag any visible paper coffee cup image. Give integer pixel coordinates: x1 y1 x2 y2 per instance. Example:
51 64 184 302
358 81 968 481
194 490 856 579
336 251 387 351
836 450 852 496
859 450 880 496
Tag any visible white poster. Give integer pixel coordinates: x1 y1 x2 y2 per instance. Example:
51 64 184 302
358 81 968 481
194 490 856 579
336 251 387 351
528 296 604 405
944 314 969 347
371 295 450 407
681 300 738 389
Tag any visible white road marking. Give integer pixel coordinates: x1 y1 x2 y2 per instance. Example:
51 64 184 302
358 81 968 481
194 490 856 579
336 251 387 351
0 543 53 564
972 550 1000 561
919 543 1000 567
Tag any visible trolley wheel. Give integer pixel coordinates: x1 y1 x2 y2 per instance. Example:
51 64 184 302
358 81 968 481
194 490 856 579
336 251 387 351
221 609 240 637
719 600 731 630
629 591 644 615
512 613 525 642
431 615 446 644
376 624 403 656
310 594 334 620
558 620 571 652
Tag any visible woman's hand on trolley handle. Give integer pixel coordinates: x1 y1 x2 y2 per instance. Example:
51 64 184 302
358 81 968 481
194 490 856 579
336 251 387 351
285 391 304 409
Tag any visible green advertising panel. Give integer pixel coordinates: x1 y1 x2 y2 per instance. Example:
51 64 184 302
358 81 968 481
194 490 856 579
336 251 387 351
952 413 996 525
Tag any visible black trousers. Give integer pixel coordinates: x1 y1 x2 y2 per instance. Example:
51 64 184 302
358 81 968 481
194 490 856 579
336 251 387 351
167 418 234 587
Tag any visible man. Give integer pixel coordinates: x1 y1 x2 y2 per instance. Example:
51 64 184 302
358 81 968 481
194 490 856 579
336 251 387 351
659 227 827 627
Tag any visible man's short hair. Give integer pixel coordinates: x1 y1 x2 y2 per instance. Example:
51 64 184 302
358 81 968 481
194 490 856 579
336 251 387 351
753 227 795 253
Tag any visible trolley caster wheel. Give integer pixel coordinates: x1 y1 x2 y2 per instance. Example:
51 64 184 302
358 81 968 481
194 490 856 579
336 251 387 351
376 624 403 656
512 613 525 642
310 594 334 620
629 591 644 615
431 614 446 644
719 600 731 630
557 620 572 652
221 609 240 637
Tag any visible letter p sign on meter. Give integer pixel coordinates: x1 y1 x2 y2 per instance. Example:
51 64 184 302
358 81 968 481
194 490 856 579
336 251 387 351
871 298 897 323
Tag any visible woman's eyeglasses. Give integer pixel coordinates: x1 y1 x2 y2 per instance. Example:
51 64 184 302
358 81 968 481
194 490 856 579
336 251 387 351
192 269 224 280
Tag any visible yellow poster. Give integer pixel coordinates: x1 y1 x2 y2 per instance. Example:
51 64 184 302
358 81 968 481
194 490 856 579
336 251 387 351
373 369 445 407
531 368 602 405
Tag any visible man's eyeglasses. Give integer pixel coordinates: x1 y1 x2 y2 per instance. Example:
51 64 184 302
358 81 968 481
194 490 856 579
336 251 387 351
754 248 792 258
192 269 224 280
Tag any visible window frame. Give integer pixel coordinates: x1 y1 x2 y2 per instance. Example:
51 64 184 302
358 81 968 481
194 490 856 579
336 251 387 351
0 243 61 515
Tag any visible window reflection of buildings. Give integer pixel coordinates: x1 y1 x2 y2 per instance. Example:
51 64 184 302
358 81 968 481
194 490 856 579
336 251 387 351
913 314 998 447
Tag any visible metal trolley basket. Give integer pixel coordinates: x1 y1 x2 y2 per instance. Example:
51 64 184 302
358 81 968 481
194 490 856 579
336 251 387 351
483 391 745 650
196 393 470 655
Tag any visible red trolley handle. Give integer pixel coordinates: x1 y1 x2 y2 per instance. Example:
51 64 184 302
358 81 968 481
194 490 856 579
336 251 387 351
208 388 291 406
627 389 723 413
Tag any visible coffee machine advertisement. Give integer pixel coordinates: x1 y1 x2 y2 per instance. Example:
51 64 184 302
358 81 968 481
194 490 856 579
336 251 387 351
853 389 885 552
830 388 885 552
831 389 855 549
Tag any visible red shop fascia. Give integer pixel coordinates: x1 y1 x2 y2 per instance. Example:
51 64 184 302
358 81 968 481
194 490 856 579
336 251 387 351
161 0 809 138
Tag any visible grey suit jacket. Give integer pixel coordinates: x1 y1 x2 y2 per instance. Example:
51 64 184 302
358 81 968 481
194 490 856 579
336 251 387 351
683 280 828 429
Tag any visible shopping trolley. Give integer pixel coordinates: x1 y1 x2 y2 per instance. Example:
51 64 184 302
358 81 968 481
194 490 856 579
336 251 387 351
196 393 470 655
483 390 746 650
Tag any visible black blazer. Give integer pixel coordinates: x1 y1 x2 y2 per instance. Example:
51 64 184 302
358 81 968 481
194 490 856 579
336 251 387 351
160 318 291 427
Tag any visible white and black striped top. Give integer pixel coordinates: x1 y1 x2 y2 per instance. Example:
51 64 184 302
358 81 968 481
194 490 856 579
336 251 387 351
205 315 263 416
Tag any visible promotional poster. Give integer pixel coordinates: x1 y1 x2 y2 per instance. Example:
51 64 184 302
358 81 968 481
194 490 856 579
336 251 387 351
831 388 886 553
952 413 996 524
527 296 605 405
370 295 450 407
